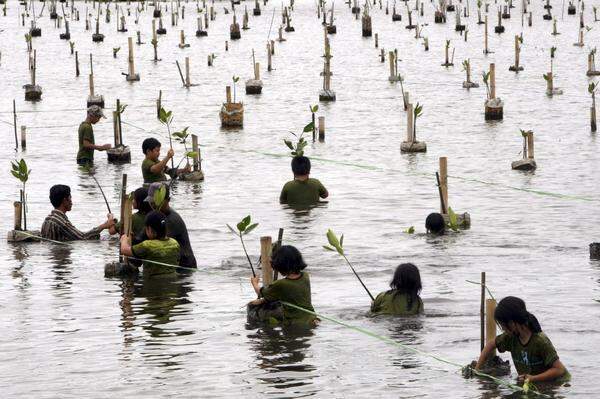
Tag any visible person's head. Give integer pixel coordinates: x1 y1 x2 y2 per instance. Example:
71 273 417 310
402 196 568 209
144 211 168 239
86 105 105 124
142 138 162 160
133 187 152 213
425 212 446 235
49 184 72 211
145 182 170 211
291 156 311 177
271 245 307 276
494 296 542 336
390 263 422 308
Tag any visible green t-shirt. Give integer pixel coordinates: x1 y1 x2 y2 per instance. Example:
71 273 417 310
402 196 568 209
370 290 424 316
142 158 167 183
132 237 180 276
260 272 316 324
131 211 146 238
496 332 570 382
77 122 95 162
279 178 327 207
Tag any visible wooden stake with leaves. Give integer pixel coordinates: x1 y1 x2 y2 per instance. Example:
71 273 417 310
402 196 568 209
323 229 375 301
11 159 31 231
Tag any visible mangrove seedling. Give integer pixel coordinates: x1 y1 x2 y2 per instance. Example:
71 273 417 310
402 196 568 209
172 126 199 170
158 106 175 169
10 159 31 230
413 102 423 140
69 41 75 55
284 121 313 157
482 71 491 99
113 47 121 58
519 129 533 157
227 215 259 277
403 226 415 234
589 82 597 110
550 46 556 73
323 229 375 301
310 104 318 139
447 206 459 232
232 75 240 103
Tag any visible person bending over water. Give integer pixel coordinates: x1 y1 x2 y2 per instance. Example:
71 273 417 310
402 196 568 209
41 184 116 241
120 211 180 277
475 296 570 384
279 156 328 207
425 212 445 235
250 245 317 325
371 263 424 316
131 187 152 239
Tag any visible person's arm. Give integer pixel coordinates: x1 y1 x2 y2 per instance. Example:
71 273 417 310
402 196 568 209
279 185 288 204
120 235 133 256
150 148 174 174
475 339 497 370
251 276 261 296
82 139 111 151
62 214 113 240
318 181 329 199
521 359 566 383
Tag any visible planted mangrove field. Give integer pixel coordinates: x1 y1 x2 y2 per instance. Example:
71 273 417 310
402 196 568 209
1 0 600 397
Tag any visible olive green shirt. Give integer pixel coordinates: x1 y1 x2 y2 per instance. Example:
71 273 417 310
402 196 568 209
279 178 327 207
77 122 95 162
142 158 167 183
496 332 570 382
131 211 146 238
370 290 424 316
132 237 180 276
260 272 316 323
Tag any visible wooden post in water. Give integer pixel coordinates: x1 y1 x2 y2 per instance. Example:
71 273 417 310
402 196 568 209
192 134 201 171
480 271 486 352
13 100 18 150
318 116 325 141
75 51 80 76
20 126 26 149
486 298 497 357
261 236 274 288
484 16 489 54
439 157 448 214
13 201 23 231
406 103 414 142
226 86 232 104
126 37 140 81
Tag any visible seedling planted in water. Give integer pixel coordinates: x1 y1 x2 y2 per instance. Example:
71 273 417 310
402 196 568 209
10 159 31 230
227 215 259 276
284 121 314 157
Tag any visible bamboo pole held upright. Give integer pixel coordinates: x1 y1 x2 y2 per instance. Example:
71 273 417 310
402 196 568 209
261 236 274 287
486 298 497 357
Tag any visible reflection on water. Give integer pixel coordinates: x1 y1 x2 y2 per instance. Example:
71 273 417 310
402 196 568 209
247 325 317 392
47 244 74 293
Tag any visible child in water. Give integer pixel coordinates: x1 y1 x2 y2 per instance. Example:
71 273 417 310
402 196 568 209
250 245 317 325
475 296 570 383
279 156 328 207
371 263 424 315
120 211 180 277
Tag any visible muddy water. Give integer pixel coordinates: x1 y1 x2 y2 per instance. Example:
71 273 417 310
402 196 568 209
1 1 599 397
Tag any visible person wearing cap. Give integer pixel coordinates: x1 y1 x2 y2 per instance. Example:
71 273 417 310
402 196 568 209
142 182 197 269
77 105 112 166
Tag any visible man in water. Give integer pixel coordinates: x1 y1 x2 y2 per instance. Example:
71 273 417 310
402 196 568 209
77 105 112 165
41 184 116 241
141 183 197 269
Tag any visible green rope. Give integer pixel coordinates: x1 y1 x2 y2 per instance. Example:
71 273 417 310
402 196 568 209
465 280 496 301
280 301 551 398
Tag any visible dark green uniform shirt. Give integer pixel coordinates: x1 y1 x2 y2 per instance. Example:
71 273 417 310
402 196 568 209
496 332 571 382
370 290 424 316
132 237 180 277
279 178 327 207
142 158 167 183
131 211 146 238
260 272 316 324
77 122 95 163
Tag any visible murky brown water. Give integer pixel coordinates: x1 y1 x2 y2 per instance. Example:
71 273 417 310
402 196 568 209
1 0 599 397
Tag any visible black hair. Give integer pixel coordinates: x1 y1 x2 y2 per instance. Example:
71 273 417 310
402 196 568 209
425 212 446 234
494 296 542 333
49 184 71 208
142 138 161 154
271 245 307 275
389 263 422 310
144 211 168 239
291 156 311 176
134 187 152 213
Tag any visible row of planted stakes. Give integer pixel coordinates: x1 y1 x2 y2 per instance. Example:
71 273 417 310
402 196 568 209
4 0 600 258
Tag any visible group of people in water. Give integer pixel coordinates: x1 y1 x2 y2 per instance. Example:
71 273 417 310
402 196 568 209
35 105 569 387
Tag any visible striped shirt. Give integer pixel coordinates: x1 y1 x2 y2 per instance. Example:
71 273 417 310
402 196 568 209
40 209 102 241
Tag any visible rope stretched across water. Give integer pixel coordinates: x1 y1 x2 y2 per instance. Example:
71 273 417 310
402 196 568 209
15 233 549 397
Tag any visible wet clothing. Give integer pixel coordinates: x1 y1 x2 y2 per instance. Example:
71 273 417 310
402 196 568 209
132 237 180 276
40 209 101 241
142 158 167 183
279 178 327 207
370 290 424 316
496 332 571 382
77 122 95 164
260 272 316 324
131 211 147 238
137 208 197 269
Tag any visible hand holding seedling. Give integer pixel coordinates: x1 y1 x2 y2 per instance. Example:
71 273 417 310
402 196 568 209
166 148 175 159
100 144 112 151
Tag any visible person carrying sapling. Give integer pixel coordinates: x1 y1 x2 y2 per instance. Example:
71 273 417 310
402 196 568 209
473 296 570 384
141 138 190 184
250 245 317 325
